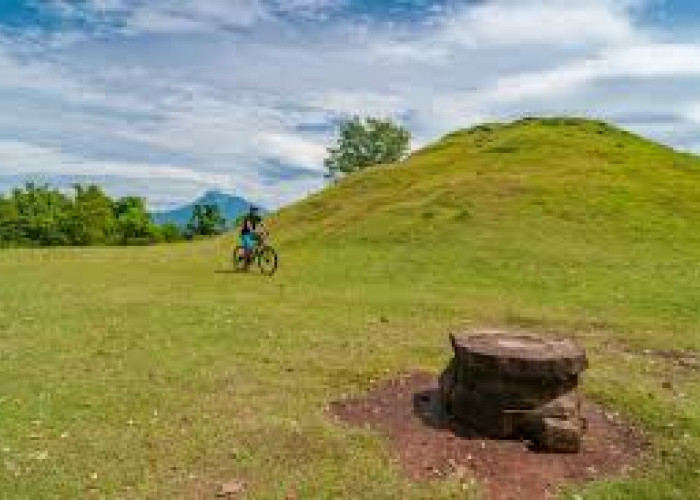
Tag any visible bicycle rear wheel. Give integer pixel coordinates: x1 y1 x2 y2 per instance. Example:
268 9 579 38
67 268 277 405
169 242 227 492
256 246 278 275
232 246 250 272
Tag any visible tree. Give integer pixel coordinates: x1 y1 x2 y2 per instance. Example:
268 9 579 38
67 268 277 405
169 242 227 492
0 183 198 247
114 196 157 244
186 204 226 237
2 183 72 246
158 223 183 243
324 116 411 178
0 194 19 247
66 184 117 245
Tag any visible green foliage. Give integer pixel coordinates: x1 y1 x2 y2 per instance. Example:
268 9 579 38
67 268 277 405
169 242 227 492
0 183 184 247
66 184 117 245
114 196 158 245
324 116 411 178
186 204 226 237
0 183 72 247
158 222 183 243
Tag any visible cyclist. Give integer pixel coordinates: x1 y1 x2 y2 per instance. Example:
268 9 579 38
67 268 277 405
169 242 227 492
239 205 267 261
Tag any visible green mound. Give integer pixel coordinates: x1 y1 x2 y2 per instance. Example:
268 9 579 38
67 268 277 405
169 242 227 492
279 117 700 246
274 117 700 339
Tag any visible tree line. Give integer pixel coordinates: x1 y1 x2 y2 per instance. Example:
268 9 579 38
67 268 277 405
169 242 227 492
0 183 226 248
0 116 411 248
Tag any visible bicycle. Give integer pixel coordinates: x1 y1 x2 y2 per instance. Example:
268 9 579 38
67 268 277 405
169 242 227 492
232 233 278 276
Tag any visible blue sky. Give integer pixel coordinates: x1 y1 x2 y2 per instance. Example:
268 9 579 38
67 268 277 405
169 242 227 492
1 1 700 209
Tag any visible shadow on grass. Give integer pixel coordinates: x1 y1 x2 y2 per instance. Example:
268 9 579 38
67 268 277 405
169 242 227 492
214 269 242 274
214 268 276 277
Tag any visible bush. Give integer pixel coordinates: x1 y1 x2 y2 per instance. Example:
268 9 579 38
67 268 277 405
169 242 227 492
0 183 186 248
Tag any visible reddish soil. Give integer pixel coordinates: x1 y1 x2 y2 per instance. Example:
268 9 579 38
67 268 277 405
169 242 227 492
330 372 648 500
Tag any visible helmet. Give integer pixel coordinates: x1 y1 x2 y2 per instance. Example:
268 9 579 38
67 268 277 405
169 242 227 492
249 205 260 214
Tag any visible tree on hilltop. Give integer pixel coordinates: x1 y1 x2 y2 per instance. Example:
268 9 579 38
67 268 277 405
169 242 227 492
324 116 411 178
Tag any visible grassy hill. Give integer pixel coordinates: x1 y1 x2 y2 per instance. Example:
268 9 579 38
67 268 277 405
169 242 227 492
0 118 699 499
275 117 700 341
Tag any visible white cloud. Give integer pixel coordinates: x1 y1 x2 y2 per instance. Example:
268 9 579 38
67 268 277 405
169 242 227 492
47 0 345 35
0 139 321 208
443 0 637 48
125 0 270 33
478 43 700 105
0 140 229 186
259 133 327 170
309 91 408 118
369 0 640 64
2 0 700 208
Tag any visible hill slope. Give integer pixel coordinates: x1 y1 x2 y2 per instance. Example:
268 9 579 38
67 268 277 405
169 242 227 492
152 190 256 227
277 117 700 246
274 117 700 336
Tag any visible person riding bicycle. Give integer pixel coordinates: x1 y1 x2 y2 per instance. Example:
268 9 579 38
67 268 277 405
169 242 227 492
239 205 267 259
233 205 278 275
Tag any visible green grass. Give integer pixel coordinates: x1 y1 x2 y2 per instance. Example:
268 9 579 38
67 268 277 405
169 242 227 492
2 117 700 498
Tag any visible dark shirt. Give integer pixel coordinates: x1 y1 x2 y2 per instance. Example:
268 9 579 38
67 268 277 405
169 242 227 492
240 214 262 235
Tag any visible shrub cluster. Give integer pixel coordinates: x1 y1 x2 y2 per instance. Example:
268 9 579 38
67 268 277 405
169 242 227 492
0 183 225 247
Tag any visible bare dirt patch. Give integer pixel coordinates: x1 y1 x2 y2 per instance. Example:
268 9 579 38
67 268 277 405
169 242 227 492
330 372 647 500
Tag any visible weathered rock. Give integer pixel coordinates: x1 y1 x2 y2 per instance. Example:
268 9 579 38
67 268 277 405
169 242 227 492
538 417 583 453
449 333 587 380
440 331 588 452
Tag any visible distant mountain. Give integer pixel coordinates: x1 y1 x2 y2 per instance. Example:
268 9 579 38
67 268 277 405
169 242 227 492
151 191 258 228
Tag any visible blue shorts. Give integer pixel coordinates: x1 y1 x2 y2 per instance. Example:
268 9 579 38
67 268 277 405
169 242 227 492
240 233 257 250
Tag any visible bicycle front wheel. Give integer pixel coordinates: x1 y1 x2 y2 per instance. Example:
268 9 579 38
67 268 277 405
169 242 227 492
256 246 278 276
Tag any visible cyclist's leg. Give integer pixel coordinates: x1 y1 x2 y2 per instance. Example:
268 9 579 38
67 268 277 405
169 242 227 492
241 234 254 261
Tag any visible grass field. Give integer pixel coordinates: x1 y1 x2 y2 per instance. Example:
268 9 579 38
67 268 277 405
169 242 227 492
1 118 699 498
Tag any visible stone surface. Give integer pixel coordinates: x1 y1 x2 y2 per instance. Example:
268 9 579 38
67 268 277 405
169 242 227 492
539 417 584 453
450 332 588 380
440 331 588 452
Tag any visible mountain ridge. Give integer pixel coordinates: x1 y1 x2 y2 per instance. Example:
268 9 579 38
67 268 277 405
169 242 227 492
152 190 258 228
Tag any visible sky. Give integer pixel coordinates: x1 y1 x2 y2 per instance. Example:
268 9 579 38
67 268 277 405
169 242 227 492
0 0 700 210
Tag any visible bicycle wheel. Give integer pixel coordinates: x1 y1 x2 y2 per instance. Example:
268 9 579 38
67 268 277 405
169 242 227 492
256 246 278 275
232 246 250 272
